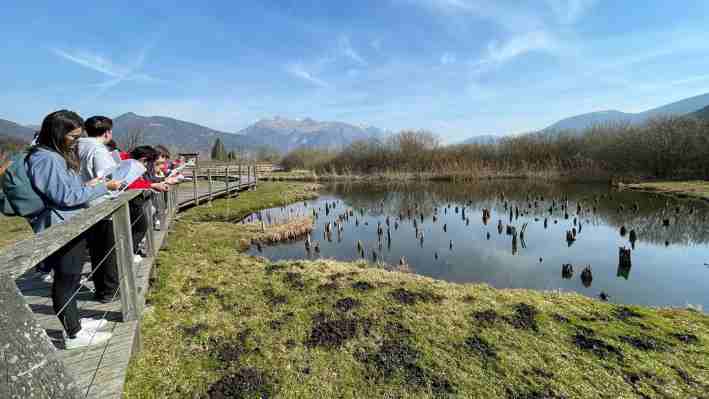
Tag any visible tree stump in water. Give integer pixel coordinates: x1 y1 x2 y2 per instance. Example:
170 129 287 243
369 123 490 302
619 247 632 269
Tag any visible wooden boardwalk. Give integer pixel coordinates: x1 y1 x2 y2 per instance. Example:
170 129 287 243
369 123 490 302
10 175 256 398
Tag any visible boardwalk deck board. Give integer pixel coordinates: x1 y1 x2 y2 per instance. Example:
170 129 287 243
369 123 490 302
8 172 257 398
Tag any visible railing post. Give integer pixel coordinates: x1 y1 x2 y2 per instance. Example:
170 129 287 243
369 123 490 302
225 166 230 197
207 168 213 204
143 194 156 256
193 162 199 206
112 202 141 322
238 164 242 188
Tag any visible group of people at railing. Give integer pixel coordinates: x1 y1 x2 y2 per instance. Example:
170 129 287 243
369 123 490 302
1 110 185 349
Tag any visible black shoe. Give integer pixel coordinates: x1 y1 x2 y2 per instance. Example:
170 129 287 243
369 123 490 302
96 293 121 304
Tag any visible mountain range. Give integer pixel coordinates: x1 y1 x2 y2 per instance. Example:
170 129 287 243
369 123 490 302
542 92 709 131
0 113 387 154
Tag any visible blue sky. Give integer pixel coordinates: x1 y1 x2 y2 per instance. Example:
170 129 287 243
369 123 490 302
2 1 709 142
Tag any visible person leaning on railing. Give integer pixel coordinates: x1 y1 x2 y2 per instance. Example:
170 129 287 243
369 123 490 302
26 110 121 349
77 115 121 303
122 146 170 263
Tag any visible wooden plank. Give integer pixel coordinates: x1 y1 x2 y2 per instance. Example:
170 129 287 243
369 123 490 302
112 203 140 322
0 191 141 278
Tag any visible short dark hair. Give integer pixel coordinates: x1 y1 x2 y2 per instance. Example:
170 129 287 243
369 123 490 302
129 145 159 163
155 145 171 158
84 116 113 137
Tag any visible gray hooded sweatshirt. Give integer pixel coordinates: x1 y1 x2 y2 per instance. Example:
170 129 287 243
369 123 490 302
26 147 108 233
77 137 118 206
77 137 117 182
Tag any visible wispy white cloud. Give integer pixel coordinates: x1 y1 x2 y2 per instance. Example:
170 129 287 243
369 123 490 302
285 62 328 87
475 30 561 68
51 46 162 94
338 35 366 65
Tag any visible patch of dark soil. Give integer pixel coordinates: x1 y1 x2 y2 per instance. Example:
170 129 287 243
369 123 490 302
574 325 595 337
389 288 444 305
329 272 346 281
506 387 567 399
671 333 699 345
572 333 623 360
262 288 288 306
508 303 539 331
334 297 361 313
552 314 570 323
265 263 287 274
671 366 696 386
317 281 339 292
352 281 374 291
462 295 476 303
181 323 207 337
464 335 497 361
204 367 275 399
210 329 253 363
196 286 219 298
282 272 305 289
305 315 367 349
472 309 500 327
613 306 643 321
360 339 456 396
268 312 295 331
531 367 554 380
618 335 669 351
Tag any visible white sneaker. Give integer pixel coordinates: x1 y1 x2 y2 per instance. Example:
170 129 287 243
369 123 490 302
80 318 108 331
65 329 112 350
133 254 143 265
42 272 54 283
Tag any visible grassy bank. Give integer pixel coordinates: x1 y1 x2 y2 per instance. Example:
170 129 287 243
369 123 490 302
125 182 709 398
622 181 709 202
0 214 32 249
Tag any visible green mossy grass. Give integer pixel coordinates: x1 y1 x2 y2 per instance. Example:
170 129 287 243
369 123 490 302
624 181 709 202
0 214 32 249
125 182 709 398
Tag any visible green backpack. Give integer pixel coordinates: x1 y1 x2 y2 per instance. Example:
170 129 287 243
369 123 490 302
0 152 47 217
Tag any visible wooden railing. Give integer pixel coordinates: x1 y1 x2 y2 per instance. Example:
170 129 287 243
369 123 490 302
0 160 265 397
0 189 178 397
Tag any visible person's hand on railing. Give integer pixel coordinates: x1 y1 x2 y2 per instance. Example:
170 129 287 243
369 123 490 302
164 176 180 185
106 180 122 191
150 182 170 192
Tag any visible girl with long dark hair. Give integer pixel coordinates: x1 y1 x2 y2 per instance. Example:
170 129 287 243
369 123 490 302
27 110 121 349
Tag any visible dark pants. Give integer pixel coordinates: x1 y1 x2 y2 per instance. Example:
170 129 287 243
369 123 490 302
129 196 149 255
86 219 120 299
49 235 87 337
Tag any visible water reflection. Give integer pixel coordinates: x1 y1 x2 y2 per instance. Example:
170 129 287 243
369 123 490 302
247 181 709 310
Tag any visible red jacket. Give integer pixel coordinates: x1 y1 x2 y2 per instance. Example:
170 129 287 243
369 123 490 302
128 177 152 190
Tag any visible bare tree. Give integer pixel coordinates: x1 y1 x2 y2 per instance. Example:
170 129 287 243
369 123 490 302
121 127 144 152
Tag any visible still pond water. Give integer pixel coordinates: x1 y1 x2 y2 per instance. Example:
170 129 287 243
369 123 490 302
248 181 709 310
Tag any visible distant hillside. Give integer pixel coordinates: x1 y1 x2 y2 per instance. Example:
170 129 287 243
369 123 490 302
112 113 256 154
688 105 709 120
237 116 386 153
0 118 35 141
459 134 501 145
543 92 709 131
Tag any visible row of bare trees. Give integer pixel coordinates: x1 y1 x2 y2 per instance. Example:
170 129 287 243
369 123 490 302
281 116 709 180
